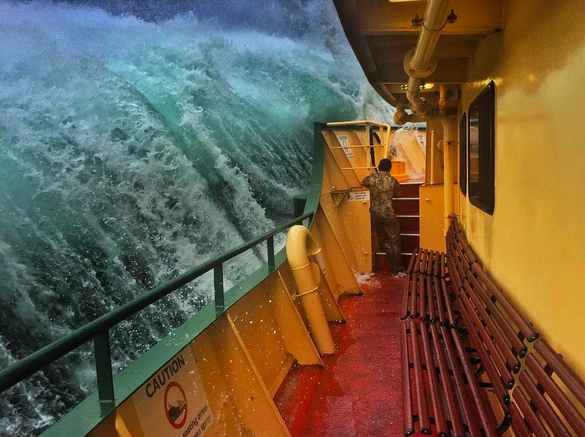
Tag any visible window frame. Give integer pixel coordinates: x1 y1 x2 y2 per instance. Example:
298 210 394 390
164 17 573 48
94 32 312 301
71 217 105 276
459 113 467 196
467 81 495 215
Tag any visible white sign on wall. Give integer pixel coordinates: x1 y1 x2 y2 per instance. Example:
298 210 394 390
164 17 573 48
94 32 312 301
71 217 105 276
132 347 213 437
336 134 354 159
346 191 370 202
415 133 426 149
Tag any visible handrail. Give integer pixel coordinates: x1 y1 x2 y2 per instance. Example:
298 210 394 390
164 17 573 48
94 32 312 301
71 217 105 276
0 211 314 394
326 120 390 128
325 120 391 159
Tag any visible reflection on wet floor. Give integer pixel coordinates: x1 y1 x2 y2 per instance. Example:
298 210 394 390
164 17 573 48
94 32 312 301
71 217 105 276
275 272 405 437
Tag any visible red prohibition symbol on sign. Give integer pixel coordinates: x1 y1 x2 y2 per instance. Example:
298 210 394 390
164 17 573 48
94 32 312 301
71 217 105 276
164 381 188 429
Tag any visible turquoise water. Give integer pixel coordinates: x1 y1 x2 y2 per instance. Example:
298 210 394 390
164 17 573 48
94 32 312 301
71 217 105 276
0 1 395 434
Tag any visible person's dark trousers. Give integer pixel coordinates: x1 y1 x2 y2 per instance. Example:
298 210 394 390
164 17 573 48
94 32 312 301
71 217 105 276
372 213 404 274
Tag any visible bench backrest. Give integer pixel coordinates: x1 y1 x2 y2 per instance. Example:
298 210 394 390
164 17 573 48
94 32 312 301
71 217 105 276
447 218 585 436
446 219 537 410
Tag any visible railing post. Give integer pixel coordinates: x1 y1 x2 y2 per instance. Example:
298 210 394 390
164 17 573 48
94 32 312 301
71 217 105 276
94 332 115 408
267 236 275 272
214 264 224 313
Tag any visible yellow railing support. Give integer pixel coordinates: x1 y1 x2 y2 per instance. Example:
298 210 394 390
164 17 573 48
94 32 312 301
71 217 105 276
286 226 336 354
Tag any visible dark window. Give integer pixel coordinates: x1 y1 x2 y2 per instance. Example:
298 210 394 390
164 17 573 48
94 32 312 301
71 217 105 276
459 113 467 195
468 81 495 214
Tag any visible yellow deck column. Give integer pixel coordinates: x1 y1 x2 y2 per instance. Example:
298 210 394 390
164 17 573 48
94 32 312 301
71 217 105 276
441 117 457 234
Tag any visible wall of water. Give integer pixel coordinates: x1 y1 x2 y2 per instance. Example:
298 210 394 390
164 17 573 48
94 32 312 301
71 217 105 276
0 1 394 434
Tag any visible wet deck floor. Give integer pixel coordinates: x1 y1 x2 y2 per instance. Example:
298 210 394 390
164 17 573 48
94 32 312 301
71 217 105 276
275 272 406 437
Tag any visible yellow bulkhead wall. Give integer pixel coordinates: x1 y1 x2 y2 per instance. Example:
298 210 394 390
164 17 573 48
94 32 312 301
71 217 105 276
458 0 585 378
84 125 373 437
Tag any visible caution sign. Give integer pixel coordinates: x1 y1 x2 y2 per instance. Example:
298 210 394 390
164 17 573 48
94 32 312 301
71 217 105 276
346 191 370 202
336 134 354 159
132 347 212 437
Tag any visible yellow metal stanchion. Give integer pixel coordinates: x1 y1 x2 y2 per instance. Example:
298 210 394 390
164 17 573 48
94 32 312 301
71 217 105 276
286 226 336 354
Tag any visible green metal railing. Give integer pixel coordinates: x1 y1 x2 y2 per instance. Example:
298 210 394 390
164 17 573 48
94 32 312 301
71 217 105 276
0 123 325 437
0 211 313 398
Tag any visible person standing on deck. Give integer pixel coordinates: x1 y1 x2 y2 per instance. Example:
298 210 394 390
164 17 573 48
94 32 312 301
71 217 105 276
363 158 404 275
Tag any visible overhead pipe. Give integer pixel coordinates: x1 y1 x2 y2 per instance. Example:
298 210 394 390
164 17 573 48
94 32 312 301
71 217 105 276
286 226 335 354
403 0 454 116
393 108 426 126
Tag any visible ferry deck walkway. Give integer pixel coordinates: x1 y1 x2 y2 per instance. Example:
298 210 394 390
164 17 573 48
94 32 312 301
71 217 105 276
275 272 407 437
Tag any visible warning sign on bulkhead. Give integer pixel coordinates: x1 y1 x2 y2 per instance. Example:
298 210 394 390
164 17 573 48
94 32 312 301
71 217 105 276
336 134 354 159
132 347 212 437
346 191 369 202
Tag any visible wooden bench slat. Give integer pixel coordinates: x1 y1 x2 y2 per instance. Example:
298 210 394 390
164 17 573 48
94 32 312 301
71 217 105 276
409 273 418 319
404 248 418 313
471 263 538 342
441 326 483 437
510 403 532 437
458 303 511 406
525 352 585 435
533 340 585 408
421 325 448 436
460 242 478 267
432 275 444 325
448 325 499 437
401 275 411 320
440 271 458 328
449 244 468 294
450 237 472 273
401 322 415 436
513 386 552 437
409 320 432 434
419 267 427 320
419 248 427 274
461 280 521 375
453 231 478 266
465 269 527 358
407 247 418 273
415 247 423 271
460 283 516 392
518 371 571 436
433 250 441 277
426 257 436 322
451 238 469 269
452 242 469 278
429 324 465 437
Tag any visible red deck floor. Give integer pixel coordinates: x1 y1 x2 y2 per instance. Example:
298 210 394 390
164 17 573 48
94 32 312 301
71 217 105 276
275 272 406 437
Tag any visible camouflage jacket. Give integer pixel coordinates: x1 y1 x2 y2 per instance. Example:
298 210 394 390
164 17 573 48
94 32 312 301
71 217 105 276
362 172 401 218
